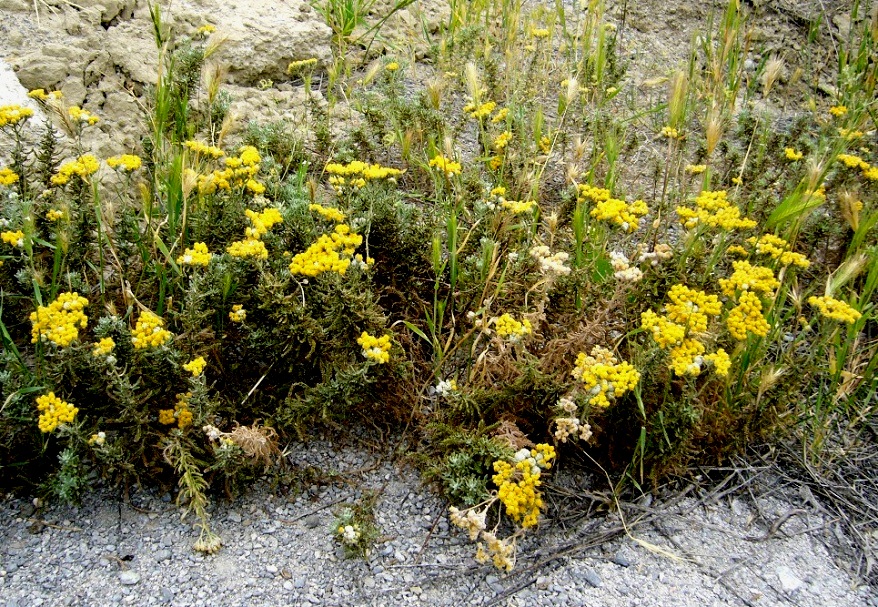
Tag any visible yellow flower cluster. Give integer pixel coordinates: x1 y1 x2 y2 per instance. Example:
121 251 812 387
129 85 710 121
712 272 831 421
577 184 649 232
676 190 757 230
500 199 537 214
244 208 283 239
491 107 509 123
492 444 555 529
92 337 115 357
309 203 345 223
642 285 728 377
0 167 19 186
836 153 878 182
727 291 770 340
106 155 142 172
324 160 402 192
159 392 193 429
357 331 391 363
705 349 731 377
449 506 486 541
0 104 34 127
177 242 211 266
665 284 722 333
784 148 803 161
570 346 640 408
131 310 173 349
68 106 99 125
196 24 216 36
668 338 705 376
1 230 24 247
685 164 707 174
727 244 749 257
475 532 516 572
184 140 225 158
492 313 532 342
229 304 246 323
719 260 780 297
385 62 399 71
87 431 106 446
51 154 100 186
287 58 318 73
288 224 362 276
195 146 263 194
829 105 847 117
746 234 810 268
28 89 63 101
641 310 686 348
183 356 207 377
429 155 462 177
808 295 861 324
463 100 496 120
838 127 864 140
660 125 681 139
30 292 89 347
493 131 512 151
227 238 268 259
36 392 78 433
530 27 550 38
46 209 65 222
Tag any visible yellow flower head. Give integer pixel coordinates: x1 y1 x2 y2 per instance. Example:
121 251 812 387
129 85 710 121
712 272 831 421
35 392 78 433
357 331 392 363
131 310 173 349
808 295 861 324
183 356 207 377
30 292 89 347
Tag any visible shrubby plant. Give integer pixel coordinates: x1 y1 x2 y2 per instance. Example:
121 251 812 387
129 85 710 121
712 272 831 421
0 0 875 565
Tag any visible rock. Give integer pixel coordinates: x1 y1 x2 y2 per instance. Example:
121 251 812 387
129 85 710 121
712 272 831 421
103 20 159 85
535 576 550 590
303 515 321 529
582 568 602 588
154 549 171 562
294 578 306 589
282 581 294 591
186 0 332 86
266 564 278 574
118 570 141 586
612 550 633 568
776 566 804 592
227 511 242 523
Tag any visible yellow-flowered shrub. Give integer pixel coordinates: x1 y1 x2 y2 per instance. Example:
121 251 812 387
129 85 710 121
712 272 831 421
30 292 89 347
36 392 78 433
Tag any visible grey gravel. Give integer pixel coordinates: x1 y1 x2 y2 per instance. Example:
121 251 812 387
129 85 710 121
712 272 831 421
0 435 872 607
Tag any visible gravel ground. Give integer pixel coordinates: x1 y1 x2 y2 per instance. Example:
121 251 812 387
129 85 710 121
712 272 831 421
0 433 874 607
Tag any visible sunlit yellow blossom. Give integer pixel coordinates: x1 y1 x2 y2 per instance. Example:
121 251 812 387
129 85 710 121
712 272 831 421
530 27 550 38
491 107 509 123
87 431 106 446
727 291 770 340
46 209 65 222
727 244 749 257
467 101 496 120
494 131 512 151
828 105 847 117
357 331 391 363
227 237 268 259
640 310 686 348
158 409 176 425
229 304 246 323
177 242 211 266
747 234 810 268
501 199 537 214
35 392 78 433
0 167 20 186
668 338 705 376
92 337 115 357
1 230 25 248
51 154 100 186
107 154 142 172
664 284 722 334
660 126 681 139
0 104 34 127
183 356 207 377
492 313 532 342
571 346 639 408
30 292 89 347
685 164 707 174
429 154 462 177
676 189 756 231
837 153 869 170
719 260 779 297
131 310 173 349
184 140 225 158
309 203 345 223
863 166 878 181
581 187 649 232
808 295 861 324
244 208 283 239
288 224 363 276
784 148 803 161
68 106 99 125
196 24 216 36
492 444 554 529
287 58 318 73
385 62 399 71
28 89 62 101
705 349 731 377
